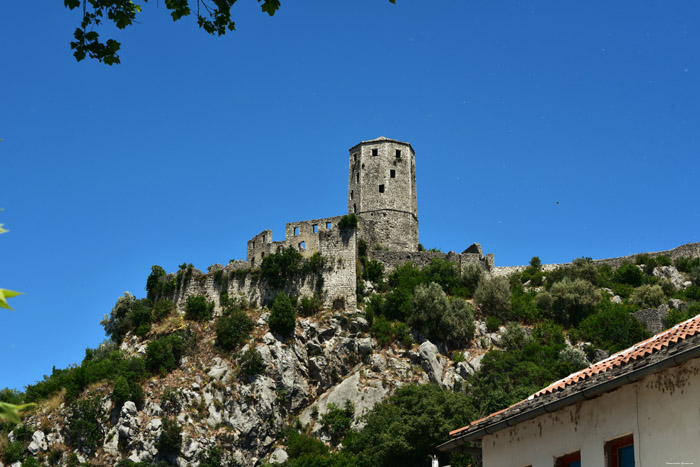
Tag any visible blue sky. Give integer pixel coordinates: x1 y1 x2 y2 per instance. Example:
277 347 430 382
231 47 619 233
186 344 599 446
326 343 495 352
1 1 698 391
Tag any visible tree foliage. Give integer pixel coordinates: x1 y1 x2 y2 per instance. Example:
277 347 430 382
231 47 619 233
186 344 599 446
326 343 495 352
268 292 296 338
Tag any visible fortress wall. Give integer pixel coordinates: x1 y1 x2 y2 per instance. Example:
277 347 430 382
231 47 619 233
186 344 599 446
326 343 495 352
491 242 700 277
370 249 493 276
172 228 358 314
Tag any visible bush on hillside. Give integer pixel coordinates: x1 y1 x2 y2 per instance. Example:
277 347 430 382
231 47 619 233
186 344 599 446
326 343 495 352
474 276 511 319
612 263 644 287
67 397 104 454
537 278 600 327
145 334 185 375
268 293 296 338
630 284 666 308
577 301 650 353
156 417 182 457
185 295 213 321
547 257 600 287
215 309 254 351
239 349 266 378
409 283 475 348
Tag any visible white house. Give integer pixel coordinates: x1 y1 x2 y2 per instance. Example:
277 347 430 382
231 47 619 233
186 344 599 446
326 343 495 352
438 314 700 466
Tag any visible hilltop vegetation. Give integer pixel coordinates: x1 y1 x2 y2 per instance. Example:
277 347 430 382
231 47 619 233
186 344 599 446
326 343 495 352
2 248 700 466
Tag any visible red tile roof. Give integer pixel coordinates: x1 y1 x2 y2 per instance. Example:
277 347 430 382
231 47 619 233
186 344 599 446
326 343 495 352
448 313 700 438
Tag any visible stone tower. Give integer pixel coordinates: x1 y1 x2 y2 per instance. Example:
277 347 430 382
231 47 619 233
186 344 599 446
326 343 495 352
348 137 418 252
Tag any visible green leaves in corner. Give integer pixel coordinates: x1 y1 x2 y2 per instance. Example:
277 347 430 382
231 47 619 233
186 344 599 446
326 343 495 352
0 402 36 424
0 289 22 311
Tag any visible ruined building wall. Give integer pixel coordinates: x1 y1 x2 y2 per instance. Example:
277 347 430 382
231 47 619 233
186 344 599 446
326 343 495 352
171 227 357 313
349 137 419 252
247 215 345 267
371 246 494 276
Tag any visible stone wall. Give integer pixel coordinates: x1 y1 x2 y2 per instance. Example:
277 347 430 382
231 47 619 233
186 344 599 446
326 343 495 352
358 210 419 254
370 243 494 276
247 215 345 267
173 228 358 313
492 242 700 277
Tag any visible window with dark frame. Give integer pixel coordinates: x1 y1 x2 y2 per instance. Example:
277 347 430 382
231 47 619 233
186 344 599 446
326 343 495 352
353 153 357 162
396 149 401 157
350 190 353 199
390 169 396 178
606 435 634 467
353 203 357 213
378 184 385 193
356 173 359 183
372 148 378 156
556 451 581 467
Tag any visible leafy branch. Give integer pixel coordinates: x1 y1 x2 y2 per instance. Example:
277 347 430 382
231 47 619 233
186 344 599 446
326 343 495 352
64 0 396 65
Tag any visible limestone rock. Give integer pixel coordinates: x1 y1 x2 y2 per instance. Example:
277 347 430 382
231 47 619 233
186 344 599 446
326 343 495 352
269 447 289 464
653 266 689 289
27 431 47 455
419 340 443 384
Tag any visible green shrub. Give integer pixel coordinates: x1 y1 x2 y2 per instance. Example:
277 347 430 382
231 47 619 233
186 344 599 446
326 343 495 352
67 396 104 454
184 295 213 321
268 293 296 338
239 349 266 377
215 309 254 351
297 295 322 317
3 440 25 463
577 301 649 353
152 299 174 322
612 263 644 287
363 259 385 283
547 257 600 287
474 277 511 319
21 457 40 467
500 323 531 351
145 334 185 375
485 315 501 333
129 300 153 337
630 284 666 308
101 293 138 344
321 400 354 443
260 246 303 288
146 265 167 300
664 302 700 328
286 429 329 460
342 383 477 467
538 278 600 327
462 262 484 298
509 286 540 323
199 446 226 467
409 283 474 348
558 347 589 374
111 375 131 406
156 417 181 457
337 213 358 229
674 256 700 273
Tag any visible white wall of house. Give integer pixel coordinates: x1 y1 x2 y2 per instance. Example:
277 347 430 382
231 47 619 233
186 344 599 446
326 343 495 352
482 357 700 466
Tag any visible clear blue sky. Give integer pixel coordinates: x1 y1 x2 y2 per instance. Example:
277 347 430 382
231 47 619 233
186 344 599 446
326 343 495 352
1 1 698 392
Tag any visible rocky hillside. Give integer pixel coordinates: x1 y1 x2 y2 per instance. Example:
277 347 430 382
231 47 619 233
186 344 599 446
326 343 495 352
2 249 700 467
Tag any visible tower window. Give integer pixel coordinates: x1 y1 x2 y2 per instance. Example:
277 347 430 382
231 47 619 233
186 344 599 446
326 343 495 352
294 227 299 236
353 203 357 213
326 222 332 229
261 252 265 259
379 184 385 193
353 153 357 162
396 149 401 158
356 173 359 183
251 258 255 267
350 190 354 199
313 224 318 233
390 169 396 178
372 148 378 156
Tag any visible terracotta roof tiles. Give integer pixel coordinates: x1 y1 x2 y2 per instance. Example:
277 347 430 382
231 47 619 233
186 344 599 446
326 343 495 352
447 313 700 439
